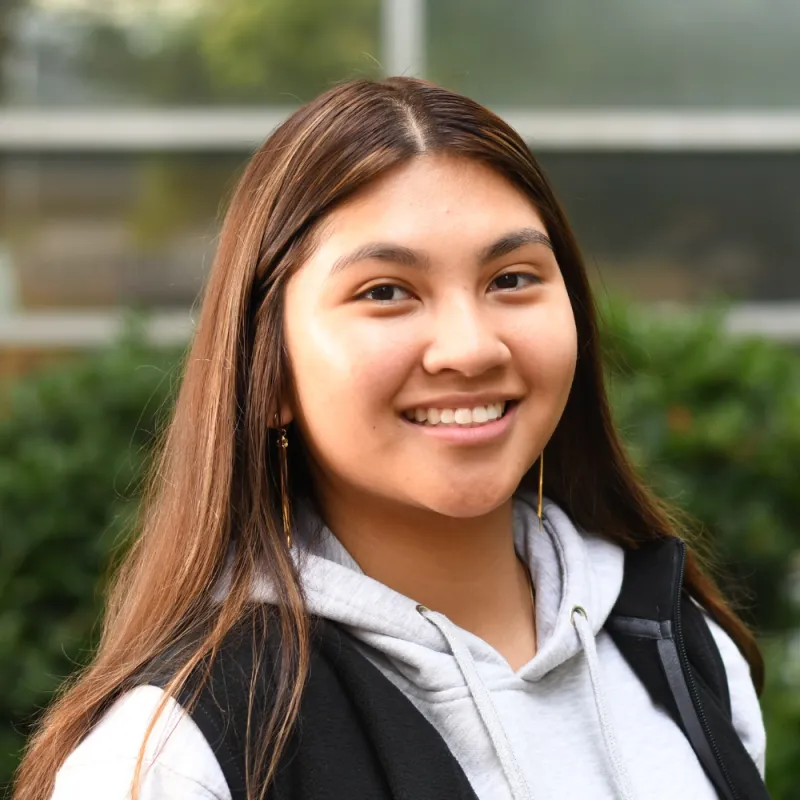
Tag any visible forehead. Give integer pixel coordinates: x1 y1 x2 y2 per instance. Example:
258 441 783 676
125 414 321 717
313 154 546 252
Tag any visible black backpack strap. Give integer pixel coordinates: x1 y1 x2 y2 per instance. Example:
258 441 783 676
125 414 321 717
135 612 272 799
136 612 480 800
681 593 731 717
606 537 770 800
314 623 480 800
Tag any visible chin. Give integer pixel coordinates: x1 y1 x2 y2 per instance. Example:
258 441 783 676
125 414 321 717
413 482 517 520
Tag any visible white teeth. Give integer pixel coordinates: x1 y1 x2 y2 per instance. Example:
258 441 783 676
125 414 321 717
454 408 472 424
404 402 511 427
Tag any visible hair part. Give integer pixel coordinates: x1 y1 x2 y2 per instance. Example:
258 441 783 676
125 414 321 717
14 77 762 800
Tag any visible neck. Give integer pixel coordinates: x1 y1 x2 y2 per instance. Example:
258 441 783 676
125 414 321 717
314 481 537 669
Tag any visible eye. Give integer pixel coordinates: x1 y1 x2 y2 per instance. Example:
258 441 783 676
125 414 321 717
358 283 413 303
489 272 541 292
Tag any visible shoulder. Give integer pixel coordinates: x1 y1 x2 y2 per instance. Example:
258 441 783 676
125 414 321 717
703 615 767 778
52 685 231 800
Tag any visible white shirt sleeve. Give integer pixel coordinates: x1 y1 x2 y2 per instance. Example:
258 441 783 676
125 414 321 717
705 616 768 778
51 685 232 800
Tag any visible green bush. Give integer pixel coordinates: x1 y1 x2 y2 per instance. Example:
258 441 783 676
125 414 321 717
603 303 800 634
0 335 181 787
1 305 799 794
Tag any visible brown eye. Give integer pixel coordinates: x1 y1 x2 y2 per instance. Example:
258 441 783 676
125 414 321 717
489 272 540 292
359 284 411 302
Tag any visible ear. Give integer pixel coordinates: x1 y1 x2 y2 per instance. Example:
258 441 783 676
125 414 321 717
273 404 294 428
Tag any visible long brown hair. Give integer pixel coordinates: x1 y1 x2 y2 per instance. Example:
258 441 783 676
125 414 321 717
15 77 763 800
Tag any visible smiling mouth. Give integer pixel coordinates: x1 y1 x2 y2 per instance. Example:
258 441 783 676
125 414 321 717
402 401 517 427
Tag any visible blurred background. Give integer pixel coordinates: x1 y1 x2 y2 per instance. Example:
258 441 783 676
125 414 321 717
1 0 799 796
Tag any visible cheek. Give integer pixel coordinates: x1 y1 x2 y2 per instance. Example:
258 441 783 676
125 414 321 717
287 308 416 421
287 314 422 486
521 299 578 401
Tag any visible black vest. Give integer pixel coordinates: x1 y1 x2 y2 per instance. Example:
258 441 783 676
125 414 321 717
143 537 769 800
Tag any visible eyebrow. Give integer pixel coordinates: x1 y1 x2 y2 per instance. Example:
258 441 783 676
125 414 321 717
479 227 553 262
329 227 553 276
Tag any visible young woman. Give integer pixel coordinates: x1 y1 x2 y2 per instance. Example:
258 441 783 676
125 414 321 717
16 78 766 800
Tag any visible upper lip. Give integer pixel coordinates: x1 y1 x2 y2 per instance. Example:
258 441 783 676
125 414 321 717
400 394 520 411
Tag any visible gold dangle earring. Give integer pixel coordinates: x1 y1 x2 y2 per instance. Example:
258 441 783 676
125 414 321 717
537 449 544 532
275 416 292 549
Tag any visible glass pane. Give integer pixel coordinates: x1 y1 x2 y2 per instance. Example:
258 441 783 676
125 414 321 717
0 154 245 308
429 0 800 108
8 2 799 109
1 151 799 310
1 1 382 107
538 151 800 301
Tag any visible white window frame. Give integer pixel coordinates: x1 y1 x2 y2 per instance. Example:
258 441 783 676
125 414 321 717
3 108 800 153
2 304 800 349
2 0 799 344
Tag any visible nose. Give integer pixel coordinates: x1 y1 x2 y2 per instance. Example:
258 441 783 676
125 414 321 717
421 297 511 377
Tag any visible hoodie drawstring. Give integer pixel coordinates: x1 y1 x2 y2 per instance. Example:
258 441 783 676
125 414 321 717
571 605 638 800
418 603 639 800
417 605 534 800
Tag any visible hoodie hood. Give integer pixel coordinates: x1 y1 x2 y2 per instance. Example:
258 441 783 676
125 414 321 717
252 488 624 683
250 490 645 799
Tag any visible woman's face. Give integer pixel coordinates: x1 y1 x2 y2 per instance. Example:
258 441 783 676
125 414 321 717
282 154 577 519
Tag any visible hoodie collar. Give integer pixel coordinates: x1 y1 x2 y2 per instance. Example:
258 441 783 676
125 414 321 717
250 490 624 681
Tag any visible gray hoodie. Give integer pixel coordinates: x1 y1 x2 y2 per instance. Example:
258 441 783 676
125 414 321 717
52 491 766 800
252 489 766 800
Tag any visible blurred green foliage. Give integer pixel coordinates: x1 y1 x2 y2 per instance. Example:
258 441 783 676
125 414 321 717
0 0 24 99
72 0 382 105
0 335 180 788
27 0 800 108
603 303 800 634
199 0 381 100
1 304 799 794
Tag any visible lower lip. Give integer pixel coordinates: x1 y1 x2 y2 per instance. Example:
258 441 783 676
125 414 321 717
401 403 518 445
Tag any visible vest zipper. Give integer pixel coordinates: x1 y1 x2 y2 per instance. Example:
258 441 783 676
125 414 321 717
673 541 739 800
